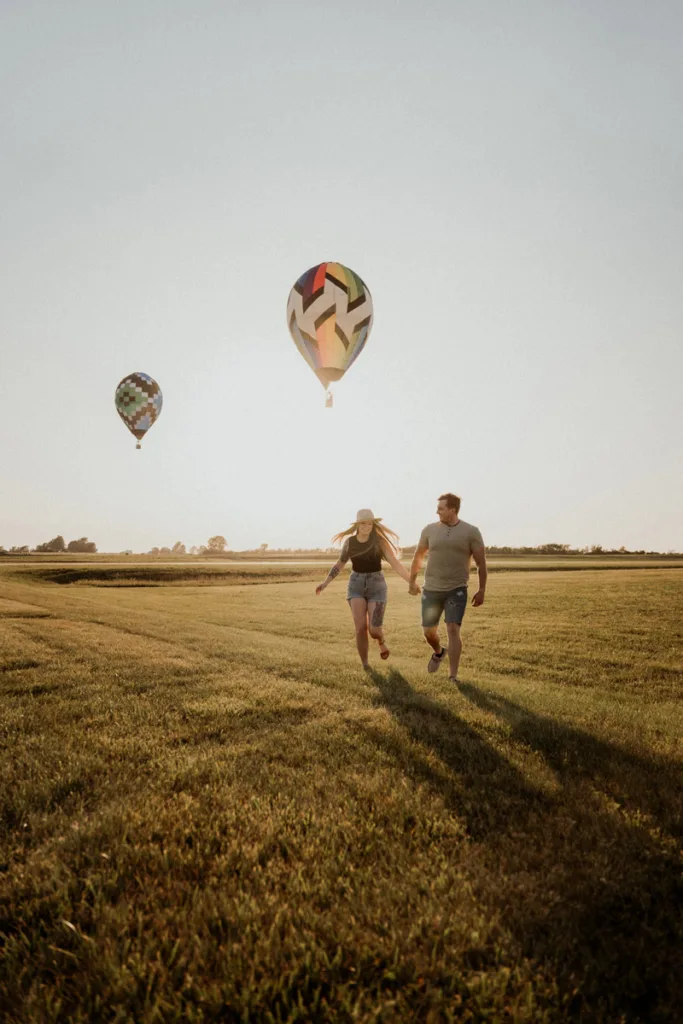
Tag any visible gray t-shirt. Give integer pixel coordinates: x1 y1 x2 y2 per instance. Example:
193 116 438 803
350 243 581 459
419 519 484 591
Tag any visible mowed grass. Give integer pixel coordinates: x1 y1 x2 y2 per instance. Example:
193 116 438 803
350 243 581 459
0 564 682 1023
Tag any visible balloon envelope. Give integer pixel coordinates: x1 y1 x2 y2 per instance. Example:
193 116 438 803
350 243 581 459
115 372 163 447
287 262 373 391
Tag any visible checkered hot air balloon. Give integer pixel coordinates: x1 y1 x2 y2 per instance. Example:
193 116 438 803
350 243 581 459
115 372 163 449
287 262 373 407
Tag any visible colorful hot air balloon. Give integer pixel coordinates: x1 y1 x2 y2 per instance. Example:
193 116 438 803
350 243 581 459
286 262 373 406
115 372 163 449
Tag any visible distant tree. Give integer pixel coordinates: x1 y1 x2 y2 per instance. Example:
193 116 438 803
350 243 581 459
259 543 268 553
589 545 604 554
189 545 200 555
149 547 160 555
66 537 97 553
172 541 186 555
207 535 227 553
159 547 171 555
10 545 30 554
35 535 66 553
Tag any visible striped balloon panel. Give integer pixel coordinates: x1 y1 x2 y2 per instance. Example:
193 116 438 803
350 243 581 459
287 262 373 389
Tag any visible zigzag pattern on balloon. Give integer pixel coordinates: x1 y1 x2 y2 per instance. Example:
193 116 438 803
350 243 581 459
115 373 163 444
287 262 373 390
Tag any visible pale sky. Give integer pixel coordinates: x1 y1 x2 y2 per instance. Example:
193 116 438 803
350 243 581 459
2 0 682 553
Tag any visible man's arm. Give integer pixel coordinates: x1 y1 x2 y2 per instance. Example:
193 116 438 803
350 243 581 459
409 541 428 594
471 544 487 606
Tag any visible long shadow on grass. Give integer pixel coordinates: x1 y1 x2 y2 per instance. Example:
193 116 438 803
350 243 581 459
364 671 683 1019
449 681 683 1021
365 668 549 840
457 682 683 839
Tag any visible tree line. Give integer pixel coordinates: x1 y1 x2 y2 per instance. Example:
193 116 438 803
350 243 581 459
148 537 226 556
146 539 340 556
1 537 680 557
402 542 682 556
0 536 96 554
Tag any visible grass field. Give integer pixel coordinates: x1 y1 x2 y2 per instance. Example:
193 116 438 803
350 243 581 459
1 562 682 1022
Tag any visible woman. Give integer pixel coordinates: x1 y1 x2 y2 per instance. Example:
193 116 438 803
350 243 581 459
316 509 417 669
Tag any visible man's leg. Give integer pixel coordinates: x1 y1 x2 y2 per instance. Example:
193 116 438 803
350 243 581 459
445 622 463 679
423 626 443 654
424 625 448 672
444 588 468 681
349 598 370 666
421 591 447 667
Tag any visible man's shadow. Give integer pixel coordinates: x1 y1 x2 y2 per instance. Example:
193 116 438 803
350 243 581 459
456 681 683 839
364 668 549 840
363 669 683 1020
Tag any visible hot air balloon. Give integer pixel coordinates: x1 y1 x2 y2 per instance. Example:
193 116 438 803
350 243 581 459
115 372 163 449
286 262 373 406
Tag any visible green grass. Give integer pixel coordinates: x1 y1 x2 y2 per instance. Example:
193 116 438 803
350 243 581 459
1 564 682 1022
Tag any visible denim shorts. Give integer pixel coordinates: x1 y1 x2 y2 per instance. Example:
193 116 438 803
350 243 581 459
347 571 388 603
421 586 468 628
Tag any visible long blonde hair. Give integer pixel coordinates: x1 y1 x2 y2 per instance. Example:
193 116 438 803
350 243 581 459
331 518 401 558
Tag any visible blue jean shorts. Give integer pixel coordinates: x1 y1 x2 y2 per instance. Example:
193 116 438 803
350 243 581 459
421 587 468 628
347 571 388 603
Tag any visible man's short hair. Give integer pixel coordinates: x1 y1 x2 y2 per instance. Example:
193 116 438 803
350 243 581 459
438 492 461 514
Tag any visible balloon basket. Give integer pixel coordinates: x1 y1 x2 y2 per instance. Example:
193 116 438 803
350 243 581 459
136 442 142 450
325 391 333 408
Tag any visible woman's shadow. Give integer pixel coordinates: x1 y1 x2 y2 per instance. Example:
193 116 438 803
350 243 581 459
363 667 549 840
363 668 683 1020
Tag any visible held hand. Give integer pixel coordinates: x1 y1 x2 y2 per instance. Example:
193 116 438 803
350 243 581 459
408 581 421 596
472 590 485 607
315 584 325 596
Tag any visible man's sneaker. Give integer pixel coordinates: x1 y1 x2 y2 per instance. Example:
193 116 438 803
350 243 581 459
427 647 447 673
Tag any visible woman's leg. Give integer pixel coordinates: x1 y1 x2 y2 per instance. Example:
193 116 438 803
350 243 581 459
367 601 389 657
349 598 370 666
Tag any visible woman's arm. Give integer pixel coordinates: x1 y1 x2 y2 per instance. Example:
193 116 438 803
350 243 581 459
316 559 345 595
380 540 416 587
316 539 350 595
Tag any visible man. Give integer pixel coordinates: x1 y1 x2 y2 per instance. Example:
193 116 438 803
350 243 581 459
408 493 487 683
